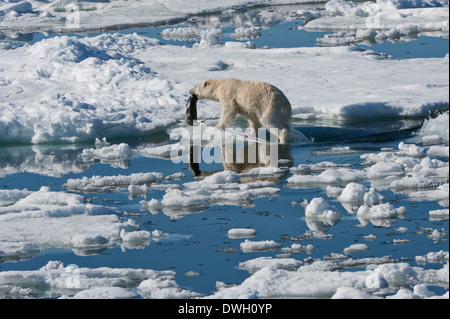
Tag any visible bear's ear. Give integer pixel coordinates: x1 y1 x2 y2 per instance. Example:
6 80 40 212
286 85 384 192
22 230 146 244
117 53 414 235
203 81 209 87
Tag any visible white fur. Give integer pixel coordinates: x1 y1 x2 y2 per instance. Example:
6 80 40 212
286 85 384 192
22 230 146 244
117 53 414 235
190 78 292 144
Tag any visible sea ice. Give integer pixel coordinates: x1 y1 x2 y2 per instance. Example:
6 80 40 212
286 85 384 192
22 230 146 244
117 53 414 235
0 33 179 144
365 271 389 289
343 243 369 254
228 228 257 239
64 172 166 192
287 168 367 187
304 197 342 223
0 0 448 300
240 239 283 252
141 170 280 218
1 22 448 143
302 0 449 45
357 203 406 219
238 256 303 273
337 182 384 204
0 187 150 262
207 260 448 298
0 260 190 299
0 189 33 206
81 142 132 160
0 0 312 33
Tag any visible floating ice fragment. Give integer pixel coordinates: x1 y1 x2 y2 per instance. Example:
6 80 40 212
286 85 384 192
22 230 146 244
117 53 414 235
137 277 201 299
120 229 150 243
81 143 132 160
343 243 369 254
288 168 366 186
305 197 342 223
240 240 282 252
64 172 165 192
375 263 417 287
429 209 449 220
332 287 380 299
228 228 256 239
238 257 302 273
357 203 406 219
428 229 441 241
128 184 150 199
70 286 138 299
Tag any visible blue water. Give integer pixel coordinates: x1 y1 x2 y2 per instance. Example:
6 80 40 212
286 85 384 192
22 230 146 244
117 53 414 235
1 123 447 295
0 5 448 298
3 5 448 59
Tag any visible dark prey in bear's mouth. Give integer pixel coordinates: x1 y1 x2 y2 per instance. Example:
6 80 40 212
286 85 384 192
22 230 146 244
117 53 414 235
186 93 198 126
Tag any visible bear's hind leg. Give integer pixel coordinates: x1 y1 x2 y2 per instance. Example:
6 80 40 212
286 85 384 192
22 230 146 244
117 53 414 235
261 117 289 144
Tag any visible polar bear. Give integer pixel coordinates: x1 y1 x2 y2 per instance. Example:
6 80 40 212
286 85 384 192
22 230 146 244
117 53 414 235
190 78 292 144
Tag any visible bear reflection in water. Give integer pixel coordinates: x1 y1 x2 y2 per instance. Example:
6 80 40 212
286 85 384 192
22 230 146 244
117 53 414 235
188 142 292 179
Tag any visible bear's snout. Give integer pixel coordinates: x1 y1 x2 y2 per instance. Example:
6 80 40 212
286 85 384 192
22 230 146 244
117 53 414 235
189 86 199 96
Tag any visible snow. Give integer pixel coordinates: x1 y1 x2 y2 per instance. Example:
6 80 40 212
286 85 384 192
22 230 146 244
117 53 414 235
69 286 138 299
64 172 165 192
208 261 449 298
0 259 197 299
343 243 369 254
238 256 303 273
0 0 311 33
337 182 384 204
1 4 449 144
304 197 342 222
228 228 257 239
357 203 406 219
301 0 449 46
0 33 179 144
240 239 283 252
137 277 201 299
140 170 280 218
161 27 222 43
429 208 449 220
0 189 33 206
419 110 449 143
288 167 367 186
0 187 150 262
81 142 132 160
0 0 448 300
365 271 389 289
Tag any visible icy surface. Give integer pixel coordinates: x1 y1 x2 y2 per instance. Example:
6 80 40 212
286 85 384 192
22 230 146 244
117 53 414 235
0 0 312 32
1 15 449 143
0 260 196 299
0 187 150 262
301 0 449 46
0 0 448 300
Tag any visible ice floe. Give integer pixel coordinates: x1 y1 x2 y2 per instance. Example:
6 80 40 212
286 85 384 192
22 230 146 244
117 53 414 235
240 239 283 252
0 260 197 299
228 228 257 239
0 187 150 262
0 0 448 300
141 170 280 218
301 0 449 46
0 0 311 33
1 20 448 143
0 33 180 144
207 261 449 298
63 171 184 193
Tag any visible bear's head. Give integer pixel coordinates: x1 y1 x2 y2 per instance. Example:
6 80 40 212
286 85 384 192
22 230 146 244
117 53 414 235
190 80 217 100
